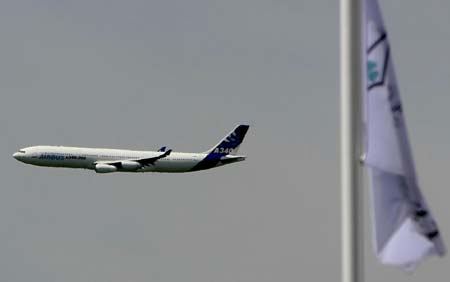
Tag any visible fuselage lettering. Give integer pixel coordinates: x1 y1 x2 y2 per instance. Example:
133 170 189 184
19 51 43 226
214 148 233 154
39 154 64 160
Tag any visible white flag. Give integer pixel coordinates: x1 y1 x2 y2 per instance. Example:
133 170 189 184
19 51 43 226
364 0 445 271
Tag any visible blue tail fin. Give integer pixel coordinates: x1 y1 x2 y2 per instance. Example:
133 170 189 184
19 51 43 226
204 124 250 157
190 125 250 171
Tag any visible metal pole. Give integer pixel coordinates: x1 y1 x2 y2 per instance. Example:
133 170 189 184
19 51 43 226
340 0 364 281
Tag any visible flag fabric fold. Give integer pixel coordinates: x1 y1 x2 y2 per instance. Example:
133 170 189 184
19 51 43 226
364 0 445 271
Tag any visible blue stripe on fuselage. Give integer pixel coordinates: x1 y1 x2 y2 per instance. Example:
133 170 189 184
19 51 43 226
189 153 222 171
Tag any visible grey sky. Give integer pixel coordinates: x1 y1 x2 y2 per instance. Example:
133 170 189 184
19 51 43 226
1 0 448 281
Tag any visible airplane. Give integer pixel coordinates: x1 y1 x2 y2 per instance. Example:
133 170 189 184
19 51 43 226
13 124 249 173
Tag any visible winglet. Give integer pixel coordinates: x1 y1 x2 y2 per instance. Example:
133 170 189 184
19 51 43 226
158 146 167 152
161 149 171 157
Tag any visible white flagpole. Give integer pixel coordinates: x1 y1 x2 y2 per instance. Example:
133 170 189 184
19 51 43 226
340 0 364 281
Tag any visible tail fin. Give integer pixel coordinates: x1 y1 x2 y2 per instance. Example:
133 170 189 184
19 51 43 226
204 124 250 156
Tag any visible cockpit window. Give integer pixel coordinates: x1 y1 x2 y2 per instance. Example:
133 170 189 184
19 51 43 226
19 150 26 153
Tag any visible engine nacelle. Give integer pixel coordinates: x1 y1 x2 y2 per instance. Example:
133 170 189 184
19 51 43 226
95 163 117 173
120 160 141 171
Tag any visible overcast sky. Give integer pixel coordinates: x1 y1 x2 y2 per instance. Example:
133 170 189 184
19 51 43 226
1 1 449 281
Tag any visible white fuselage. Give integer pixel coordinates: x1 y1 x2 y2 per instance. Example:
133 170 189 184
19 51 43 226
13 146 245 173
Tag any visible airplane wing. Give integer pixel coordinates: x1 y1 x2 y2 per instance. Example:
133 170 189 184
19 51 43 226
135 149 172 167
96 149 172 169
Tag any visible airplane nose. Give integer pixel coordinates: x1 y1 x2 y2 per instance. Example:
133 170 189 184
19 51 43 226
13 152 23 160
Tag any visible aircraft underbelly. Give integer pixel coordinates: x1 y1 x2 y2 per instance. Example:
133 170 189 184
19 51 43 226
26 157 94 169
152 160 197 173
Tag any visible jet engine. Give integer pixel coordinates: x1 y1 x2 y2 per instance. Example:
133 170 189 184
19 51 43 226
95 163 117 173
120 160 141 171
